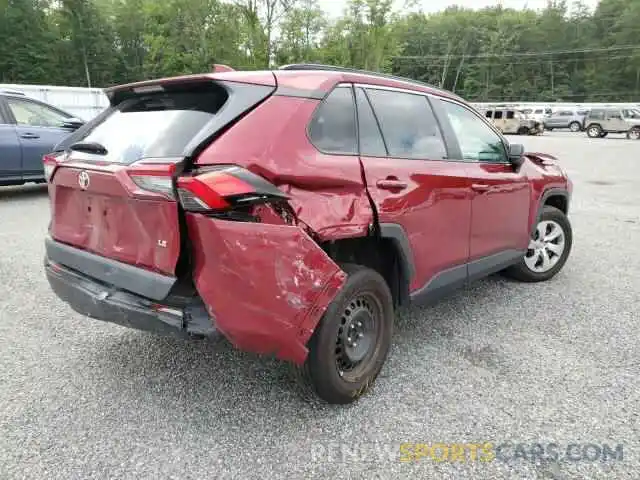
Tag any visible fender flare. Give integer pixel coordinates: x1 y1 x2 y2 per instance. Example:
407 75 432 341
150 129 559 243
531 188 570 235
379 223 416 305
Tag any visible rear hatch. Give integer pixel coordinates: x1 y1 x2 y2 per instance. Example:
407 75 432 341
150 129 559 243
47 74 276 278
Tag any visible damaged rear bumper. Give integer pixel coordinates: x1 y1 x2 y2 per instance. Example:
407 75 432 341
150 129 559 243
45 216 347 365
45 257 216 338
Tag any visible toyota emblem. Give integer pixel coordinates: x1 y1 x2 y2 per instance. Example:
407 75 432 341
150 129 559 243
78 171 90 190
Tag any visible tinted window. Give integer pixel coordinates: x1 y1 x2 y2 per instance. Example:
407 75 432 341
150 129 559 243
506 111 515 119
71 87 229 164
309 87 357 154
6 97 70 127
558 111 572 116
494 111 504 119
589 109 605 119
607 109 622 119
441 100 508 163
534 109 543 114
366 89 446 160
355 88 386 157
485 110 493 118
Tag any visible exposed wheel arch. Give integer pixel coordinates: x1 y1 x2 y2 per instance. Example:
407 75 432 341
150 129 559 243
322 225 414 308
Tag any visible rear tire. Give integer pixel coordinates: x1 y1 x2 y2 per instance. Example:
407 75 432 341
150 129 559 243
295 264 394 404
628 127 640 140
517 127 529 135
587 124 602 138
569 121 581 132
503 206 572 283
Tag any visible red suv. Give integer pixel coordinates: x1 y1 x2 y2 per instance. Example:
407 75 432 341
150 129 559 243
44 64 573 404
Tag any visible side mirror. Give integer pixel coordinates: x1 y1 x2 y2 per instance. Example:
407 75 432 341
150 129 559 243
508 143 525 168
61 117 85 130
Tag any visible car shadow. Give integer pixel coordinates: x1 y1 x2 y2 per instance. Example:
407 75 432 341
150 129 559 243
82 274 510 422
0 183 48 199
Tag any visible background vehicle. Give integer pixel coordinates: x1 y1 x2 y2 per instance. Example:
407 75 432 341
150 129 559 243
44 64 573 404
584 107 640 139
484 108 543 135
0 90 84 186
544 108 588 132
520 105 552 123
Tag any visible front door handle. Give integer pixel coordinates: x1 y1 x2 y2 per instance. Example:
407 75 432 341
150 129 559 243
376 178 408 191
20 132 40 139
471 183 490 192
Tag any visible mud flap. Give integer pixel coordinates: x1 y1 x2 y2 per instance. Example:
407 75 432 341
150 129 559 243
186 213 347 364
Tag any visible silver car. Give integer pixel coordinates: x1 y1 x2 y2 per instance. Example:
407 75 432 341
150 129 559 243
584 108 640 139
544 109 588 132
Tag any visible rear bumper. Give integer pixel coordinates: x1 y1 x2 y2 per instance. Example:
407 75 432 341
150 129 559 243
45 258 217 338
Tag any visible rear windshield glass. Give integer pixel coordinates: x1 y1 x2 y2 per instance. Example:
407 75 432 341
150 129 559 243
71 86 228 163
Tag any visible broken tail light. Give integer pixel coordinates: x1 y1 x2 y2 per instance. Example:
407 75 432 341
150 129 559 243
176 165 288 213
43 153 63 182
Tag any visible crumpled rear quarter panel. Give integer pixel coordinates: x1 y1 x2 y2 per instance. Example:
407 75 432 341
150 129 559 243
186 213 347 364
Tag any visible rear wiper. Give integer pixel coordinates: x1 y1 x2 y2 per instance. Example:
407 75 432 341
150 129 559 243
69 141 108 155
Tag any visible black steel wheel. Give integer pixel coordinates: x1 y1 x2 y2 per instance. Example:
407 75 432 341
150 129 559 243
296 264 394 404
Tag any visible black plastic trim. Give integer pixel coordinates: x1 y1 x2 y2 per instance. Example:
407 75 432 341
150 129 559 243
45 261 217 337
273 86 326 100
45 236 176 301
379 223 416 282
410 249 525 306
467 249 525 283
531 188 570 235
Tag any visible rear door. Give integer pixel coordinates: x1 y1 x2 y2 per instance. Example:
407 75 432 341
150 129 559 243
436 98 530 277
355 85 473 297
0 98 22 183
4 96 74 179
48 78 275 276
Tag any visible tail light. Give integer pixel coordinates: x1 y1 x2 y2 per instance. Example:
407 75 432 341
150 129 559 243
128 173 175 200
176 165 288 212
43 153 62 182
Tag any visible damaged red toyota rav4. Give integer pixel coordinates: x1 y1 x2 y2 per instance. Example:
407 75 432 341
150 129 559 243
44 64 573 404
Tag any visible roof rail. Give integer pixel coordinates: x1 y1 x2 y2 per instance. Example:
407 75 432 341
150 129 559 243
0 88 26 96
279 63 444 93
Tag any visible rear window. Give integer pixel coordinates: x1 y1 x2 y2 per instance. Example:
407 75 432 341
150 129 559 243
70 86 229 164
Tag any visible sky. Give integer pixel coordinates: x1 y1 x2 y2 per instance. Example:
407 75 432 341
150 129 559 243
318 0 601 19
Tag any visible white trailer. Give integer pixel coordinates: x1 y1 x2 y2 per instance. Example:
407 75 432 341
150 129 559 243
0 83 109 120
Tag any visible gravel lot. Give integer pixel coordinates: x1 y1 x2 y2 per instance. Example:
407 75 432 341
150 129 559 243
1 132 638 479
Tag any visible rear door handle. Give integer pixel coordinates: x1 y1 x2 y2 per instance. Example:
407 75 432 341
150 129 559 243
376 179 408 191
20 132 40 139
471 183 490 192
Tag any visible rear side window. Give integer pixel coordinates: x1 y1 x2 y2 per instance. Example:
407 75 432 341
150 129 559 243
355 88 386 157
493 110 504 119
365 89 447 160
485 110 493 118
72 86 229 164
308 87 357 154
506 111 515 119
589 109 605 120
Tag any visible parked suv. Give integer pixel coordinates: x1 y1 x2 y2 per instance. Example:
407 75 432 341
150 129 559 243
44 64 573 404
483 108 543 135
584 107 640 139
0 90 84 186
544 108 588 132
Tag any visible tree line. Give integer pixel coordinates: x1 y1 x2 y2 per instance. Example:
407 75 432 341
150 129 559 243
1 0 639 102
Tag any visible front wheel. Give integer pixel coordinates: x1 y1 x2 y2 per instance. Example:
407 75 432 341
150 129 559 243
503 206 572 282
628 127 640 140
296 264 394 404
569 122 581 132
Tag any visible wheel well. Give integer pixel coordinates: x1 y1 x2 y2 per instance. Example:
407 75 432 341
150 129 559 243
322 236 409 308
544 194 568 214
